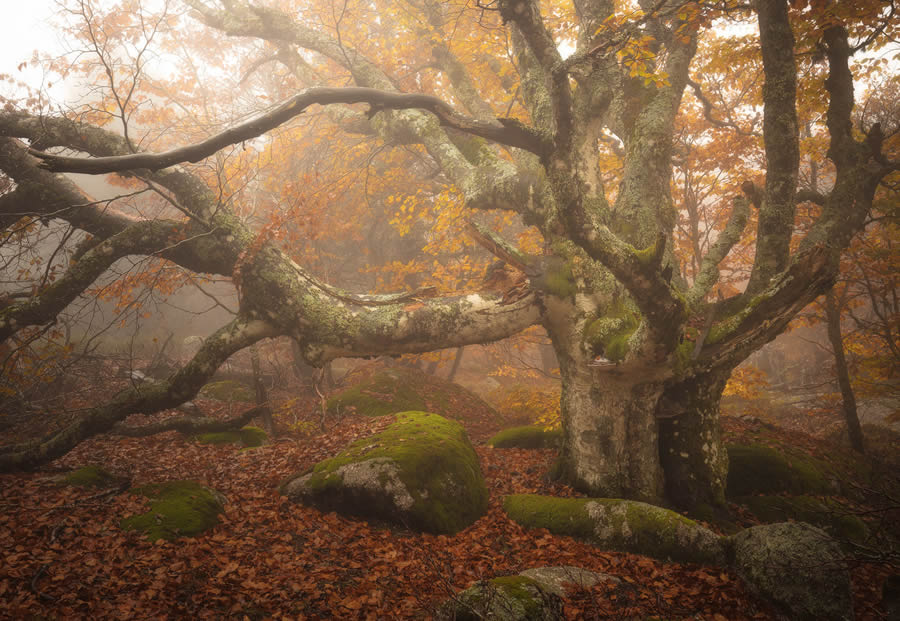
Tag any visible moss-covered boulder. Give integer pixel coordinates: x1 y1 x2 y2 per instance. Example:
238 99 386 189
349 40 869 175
200 380 254 402
734 495 867 542
326 367 497 424
436 575 564 621
281 412 487 534
194 426 268 448
55 465 127 489
730 522 853 620
488 426 563 449
503 494 726 565
120 480 226 542
726 444 834 496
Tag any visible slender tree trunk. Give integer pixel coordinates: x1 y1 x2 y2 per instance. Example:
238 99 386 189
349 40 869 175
250 344 274 435
824 290 865 453
446 346 465 382
657 371 730 508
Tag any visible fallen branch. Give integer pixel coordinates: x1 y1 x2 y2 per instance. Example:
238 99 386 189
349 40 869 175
111 405 268 437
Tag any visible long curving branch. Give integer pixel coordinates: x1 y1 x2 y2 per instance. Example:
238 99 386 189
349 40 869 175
29 87 546 175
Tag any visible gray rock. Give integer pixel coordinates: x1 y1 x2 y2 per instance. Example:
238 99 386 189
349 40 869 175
730 522 853 620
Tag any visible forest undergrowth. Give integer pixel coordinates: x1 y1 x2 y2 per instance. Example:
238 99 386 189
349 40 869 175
0 373 894 619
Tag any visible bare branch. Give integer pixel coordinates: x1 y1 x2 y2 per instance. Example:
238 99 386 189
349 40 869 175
686 195 751 307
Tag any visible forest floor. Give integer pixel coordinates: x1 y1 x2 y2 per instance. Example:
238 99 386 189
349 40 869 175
0 376 896 619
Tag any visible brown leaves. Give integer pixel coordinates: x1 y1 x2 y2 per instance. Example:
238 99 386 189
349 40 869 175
0 399 881 619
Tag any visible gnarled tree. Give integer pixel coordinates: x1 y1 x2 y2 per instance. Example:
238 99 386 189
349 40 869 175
0 0 896 508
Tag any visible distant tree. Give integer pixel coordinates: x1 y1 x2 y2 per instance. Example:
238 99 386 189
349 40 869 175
0 0 896 509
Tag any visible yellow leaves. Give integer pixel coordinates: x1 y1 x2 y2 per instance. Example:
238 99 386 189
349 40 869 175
723 364 769 400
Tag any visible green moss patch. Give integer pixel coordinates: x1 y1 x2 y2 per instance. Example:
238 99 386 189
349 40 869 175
488 425 562 449
726 444 834 497
194 426 268 448
120 480 225 541
200 380 254 402
734 495 867 542
56 465 126 489
326 367 498 425
503 494 726 565
583 309 639 362
282 412 488 534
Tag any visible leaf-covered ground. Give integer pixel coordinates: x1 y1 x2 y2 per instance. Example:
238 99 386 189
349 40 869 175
0 383 894 619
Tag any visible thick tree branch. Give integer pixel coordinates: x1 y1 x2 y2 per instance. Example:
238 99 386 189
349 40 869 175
745 0 800 294
0 315 278 471
0 136 240 278
294 290 542 365
465 222 540 276
500 0 574 151
1 112 219 222
0 220 183 344
112 405 269 437
699 244 837 370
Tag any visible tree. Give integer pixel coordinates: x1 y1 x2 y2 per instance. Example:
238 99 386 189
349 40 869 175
0 0 896 509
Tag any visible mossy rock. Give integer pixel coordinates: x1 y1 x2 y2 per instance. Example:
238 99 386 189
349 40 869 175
726 444 834 497
194 426 268 448
55 465 127 489
326 367 497 424
730 522 852 620
281 412 488 534
734 495 867 542
200 380 254 403
686 502 742 535
437 575 564 621
503 494 727 565
488 426 563 449
120 480 225 542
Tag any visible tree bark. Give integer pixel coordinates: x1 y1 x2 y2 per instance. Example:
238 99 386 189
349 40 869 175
657 372 731 508
824 290 865 453
555 350 664 503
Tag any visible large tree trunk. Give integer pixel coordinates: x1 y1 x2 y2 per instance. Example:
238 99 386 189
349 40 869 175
555 352 664 504
657 372 730 508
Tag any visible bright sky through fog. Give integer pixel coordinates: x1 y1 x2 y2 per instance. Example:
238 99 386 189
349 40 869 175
0 1 64 94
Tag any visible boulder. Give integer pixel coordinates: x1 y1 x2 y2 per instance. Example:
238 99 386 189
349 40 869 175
489 426 563 449
200 379 255 403
281 412 487 534
120 480 226 542
730 522 853 620
726 443 834 496
326 367 496 423
734 494 867 542
503 494 727 565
